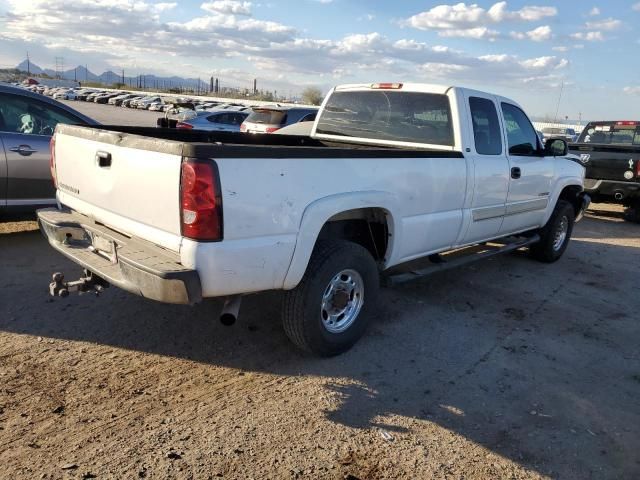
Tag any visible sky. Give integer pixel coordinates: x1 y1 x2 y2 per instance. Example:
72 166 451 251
0 0 639 119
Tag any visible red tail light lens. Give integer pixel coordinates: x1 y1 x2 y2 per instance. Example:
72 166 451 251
240 123 247 132
636 160 640 178
265 127 280 133
49 135 57 188
176 122 193 129
180 159 222 241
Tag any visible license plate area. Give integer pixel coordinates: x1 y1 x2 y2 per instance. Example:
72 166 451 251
90 232 118 263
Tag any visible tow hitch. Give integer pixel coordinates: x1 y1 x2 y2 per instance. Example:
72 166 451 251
49 270 110 298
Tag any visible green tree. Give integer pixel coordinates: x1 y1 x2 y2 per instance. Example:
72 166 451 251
301 87 324 106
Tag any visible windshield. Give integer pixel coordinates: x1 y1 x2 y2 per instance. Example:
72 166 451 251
315 90 454 146
577 122 640 145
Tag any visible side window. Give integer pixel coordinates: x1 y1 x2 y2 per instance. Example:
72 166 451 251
501 103 539 155
0 93 83 136
469 97 502 155
300 113 317 122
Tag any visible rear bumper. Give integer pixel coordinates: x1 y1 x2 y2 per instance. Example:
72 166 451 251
37 208 202 305
583 179 640 202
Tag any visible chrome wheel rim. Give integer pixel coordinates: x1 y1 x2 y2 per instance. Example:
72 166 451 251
552 216 569 251
320 269 365 334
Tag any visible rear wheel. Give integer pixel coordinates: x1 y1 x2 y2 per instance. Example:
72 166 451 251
282 240 379 356
529 200 575 263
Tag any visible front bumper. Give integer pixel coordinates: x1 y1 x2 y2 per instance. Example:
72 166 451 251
37 208 202 305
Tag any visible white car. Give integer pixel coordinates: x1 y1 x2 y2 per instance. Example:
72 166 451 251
148 102 165 112
39 82 589 356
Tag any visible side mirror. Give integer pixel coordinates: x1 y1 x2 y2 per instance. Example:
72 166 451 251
544 138 568 157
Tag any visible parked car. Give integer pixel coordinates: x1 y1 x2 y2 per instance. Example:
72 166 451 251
108 93 137 106
148 102 166 112
0 83 96 213
176 110 249 132
136 96 163 110
570 121 640 221
241 106 318 133
39 82 588 356
541 127 578 143
95 93 120 104
122 96 144 108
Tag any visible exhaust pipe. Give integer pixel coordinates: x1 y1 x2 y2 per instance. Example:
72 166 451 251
614 191 624 201
220 296 242 326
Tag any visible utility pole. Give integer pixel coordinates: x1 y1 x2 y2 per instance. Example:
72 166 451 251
122 69 125 85
553 81 564 126
26 52 30 75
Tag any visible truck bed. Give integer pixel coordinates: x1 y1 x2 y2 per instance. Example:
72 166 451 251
63 124 464 159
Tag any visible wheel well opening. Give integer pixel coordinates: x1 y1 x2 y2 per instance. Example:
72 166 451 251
559 185 583 216
317 208 390 263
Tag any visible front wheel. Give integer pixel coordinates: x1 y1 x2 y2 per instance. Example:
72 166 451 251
282 240 379 356
529 200 575 263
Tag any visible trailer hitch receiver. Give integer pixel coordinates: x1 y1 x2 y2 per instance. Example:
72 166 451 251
49 270 110 298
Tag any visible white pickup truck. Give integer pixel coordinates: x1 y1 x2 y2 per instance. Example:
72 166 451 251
38 83 589 356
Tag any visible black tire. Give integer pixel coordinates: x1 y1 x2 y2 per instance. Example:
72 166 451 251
282 240 380 356
529 200 575 263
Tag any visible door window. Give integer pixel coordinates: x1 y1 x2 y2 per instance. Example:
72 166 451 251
0 93 84 136
501 103 540 155
469 97 502 155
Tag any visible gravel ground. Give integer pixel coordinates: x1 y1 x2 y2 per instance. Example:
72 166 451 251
1 203 639 479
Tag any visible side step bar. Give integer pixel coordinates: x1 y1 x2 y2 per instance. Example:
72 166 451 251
383 234 540 287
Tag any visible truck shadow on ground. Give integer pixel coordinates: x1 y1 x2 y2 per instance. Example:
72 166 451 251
1 219 639 479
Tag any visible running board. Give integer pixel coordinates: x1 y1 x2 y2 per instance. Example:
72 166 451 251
383 234 540 287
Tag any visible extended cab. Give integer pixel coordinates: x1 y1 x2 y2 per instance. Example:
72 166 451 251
569 121 640 222
38 83 589 355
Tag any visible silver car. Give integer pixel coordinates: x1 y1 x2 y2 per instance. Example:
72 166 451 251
0 84 96 212
176 110 249 132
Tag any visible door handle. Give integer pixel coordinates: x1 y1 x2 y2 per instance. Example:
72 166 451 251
511 167 521 179
9 144 38 156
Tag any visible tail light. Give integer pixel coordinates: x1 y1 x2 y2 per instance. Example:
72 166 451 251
176 122 193 129
49 135 57 188
636 160 640 178
180 158 222 241
240 123 247 132
265 127 280 133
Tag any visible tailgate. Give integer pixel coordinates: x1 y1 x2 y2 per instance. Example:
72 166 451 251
53 124 184 252
570 144 640 182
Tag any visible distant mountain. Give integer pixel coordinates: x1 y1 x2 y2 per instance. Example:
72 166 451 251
16 59 43 75
16 59 207 90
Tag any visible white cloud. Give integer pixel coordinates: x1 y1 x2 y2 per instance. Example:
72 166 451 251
571 31 604 41
552 46 568 52
404 1 556 40
439 27 500 40
0 0 570 91
201 1 252 15
312 0 334 3
511 25 552 41
633 3 640 11
588 7 600 16
585 17 622 31
624 86 640 95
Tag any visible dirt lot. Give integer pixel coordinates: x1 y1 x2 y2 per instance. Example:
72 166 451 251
1 204 639 480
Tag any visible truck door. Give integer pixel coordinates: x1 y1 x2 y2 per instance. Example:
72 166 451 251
499 102 553 234
460 94 509 244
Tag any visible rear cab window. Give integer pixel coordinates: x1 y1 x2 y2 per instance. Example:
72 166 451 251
315 90 454 147
469 97 502 155
578 122 640 145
